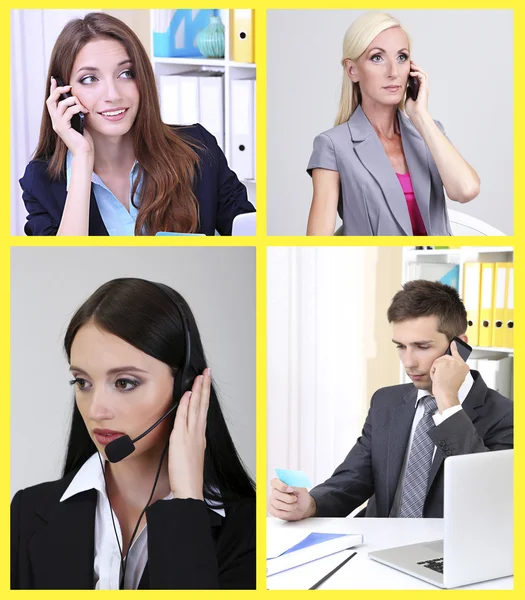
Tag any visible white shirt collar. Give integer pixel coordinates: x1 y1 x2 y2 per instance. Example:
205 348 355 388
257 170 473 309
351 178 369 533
415 370 475 407
60 453 225 517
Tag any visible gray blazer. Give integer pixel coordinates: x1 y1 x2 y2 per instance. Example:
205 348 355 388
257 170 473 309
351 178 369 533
309 371 513 518
307 105 453 236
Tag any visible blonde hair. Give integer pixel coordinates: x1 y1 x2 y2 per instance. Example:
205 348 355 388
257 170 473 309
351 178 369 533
335 12 411 126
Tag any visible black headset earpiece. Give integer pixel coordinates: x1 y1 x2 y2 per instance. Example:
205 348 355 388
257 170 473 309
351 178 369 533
105 285 193 463
172 306 194 399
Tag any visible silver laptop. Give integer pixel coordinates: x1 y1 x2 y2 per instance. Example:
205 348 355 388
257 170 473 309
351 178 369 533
369 450 513 588
232 212 256 236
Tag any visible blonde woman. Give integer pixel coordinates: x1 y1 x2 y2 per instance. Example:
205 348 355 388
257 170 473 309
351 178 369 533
306 12 480 236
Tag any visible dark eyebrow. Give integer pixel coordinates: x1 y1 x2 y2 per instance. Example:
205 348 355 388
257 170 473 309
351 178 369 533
391 339 434 345
70 365 149 376
75 59 133 76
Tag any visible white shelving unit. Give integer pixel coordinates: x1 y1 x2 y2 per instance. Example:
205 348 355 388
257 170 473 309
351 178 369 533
149 10 256 206
401 246 514 394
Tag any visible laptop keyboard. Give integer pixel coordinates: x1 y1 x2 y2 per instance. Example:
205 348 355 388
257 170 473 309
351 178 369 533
417 558 444 574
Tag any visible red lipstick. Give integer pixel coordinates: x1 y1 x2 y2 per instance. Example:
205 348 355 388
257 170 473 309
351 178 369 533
92 428 126 446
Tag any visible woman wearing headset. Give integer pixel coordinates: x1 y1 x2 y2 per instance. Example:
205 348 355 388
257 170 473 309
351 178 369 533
11 278 255 589
20 13 255 236
306 12 480 236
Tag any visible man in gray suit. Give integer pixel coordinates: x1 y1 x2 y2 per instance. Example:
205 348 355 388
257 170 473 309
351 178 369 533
269 280 513 519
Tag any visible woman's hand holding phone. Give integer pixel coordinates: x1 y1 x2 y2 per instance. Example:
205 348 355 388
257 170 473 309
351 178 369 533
168 368 211 500
405 60 430 126
46 77 94 159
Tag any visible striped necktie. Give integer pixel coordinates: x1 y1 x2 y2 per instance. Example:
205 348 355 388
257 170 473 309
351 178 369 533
399 394 438 518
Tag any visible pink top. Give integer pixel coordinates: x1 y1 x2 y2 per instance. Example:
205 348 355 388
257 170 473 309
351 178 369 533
396 172 427 236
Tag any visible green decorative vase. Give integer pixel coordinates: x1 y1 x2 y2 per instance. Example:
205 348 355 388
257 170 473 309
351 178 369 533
196 15 225 58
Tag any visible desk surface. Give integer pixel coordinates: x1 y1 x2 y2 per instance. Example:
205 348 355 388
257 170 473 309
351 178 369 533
267 517 513 590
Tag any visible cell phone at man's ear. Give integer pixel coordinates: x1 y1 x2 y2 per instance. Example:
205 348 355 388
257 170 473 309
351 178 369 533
54 76 85 135
445 337 472 362
406 75 419 101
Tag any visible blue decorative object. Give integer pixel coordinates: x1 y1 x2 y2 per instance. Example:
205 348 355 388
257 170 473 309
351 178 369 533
196 15 225 58
440 265 460 291
152 9 215 58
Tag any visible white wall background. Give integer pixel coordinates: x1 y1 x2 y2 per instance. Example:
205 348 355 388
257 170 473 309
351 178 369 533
11 247 255 497
266 246 404 508
267 247 364 503
267 10 514 235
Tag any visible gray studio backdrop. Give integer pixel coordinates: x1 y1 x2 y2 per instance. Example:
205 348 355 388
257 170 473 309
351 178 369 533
267 9 513 235
11 247 255 497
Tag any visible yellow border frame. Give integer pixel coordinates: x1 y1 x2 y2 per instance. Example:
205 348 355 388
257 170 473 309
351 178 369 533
3 2 521 597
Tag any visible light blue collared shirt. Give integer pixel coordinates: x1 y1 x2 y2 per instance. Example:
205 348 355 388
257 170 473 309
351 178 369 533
66 151 142 236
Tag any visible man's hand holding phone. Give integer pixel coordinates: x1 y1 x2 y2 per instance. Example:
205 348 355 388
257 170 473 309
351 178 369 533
268 478 316 521
430 340 471 413
47 77 94 159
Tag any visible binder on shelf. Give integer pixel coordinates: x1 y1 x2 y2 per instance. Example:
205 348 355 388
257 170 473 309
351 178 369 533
159 75 181 125
230 9 255 63
230 78 255 180
152 9 214 58
478 263 495 347
504 264 514 348
178 73 200 125
491 263 508 348
408 262 459 289
469 356 513 400
199 74 224 151
462 262 482 347
159 72 225 150
159 72 199 125
440 264 459 291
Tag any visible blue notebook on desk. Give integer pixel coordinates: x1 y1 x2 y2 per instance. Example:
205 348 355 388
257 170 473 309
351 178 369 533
280 532 347 555
267 531 363 576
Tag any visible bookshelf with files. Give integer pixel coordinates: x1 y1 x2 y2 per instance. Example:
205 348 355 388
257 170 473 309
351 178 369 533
401 247 514 399
149 9 256 207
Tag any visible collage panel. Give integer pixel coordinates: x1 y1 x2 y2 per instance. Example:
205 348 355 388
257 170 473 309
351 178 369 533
11 9 256 237
5 2 520 595
267 246 513 589
266 10 513 236
10 246 255 589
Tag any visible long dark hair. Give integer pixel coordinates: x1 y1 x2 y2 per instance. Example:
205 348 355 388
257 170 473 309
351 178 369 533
62 278 255 504
34 12 202 234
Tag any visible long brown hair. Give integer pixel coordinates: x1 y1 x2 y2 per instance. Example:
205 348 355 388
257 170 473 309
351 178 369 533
34 12 201 234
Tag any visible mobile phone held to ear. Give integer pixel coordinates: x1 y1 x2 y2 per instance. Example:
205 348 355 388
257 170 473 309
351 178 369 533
445 337 472 362
54 76 85 135
406 75 419 101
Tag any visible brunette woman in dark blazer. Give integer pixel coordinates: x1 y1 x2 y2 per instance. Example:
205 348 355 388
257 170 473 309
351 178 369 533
20 13 255 236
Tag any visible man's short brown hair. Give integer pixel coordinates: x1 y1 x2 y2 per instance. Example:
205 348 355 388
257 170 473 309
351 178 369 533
387 280 468 340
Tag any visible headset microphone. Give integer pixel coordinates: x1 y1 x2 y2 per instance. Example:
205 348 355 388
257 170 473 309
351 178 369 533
105 299 194 464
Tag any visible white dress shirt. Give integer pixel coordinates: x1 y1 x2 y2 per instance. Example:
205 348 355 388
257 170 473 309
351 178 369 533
389 371 475 517
60 453 224 589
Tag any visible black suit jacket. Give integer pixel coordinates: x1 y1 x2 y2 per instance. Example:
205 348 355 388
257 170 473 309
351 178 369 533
309 371 513 518
19 124 255 236
11 470 255 589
